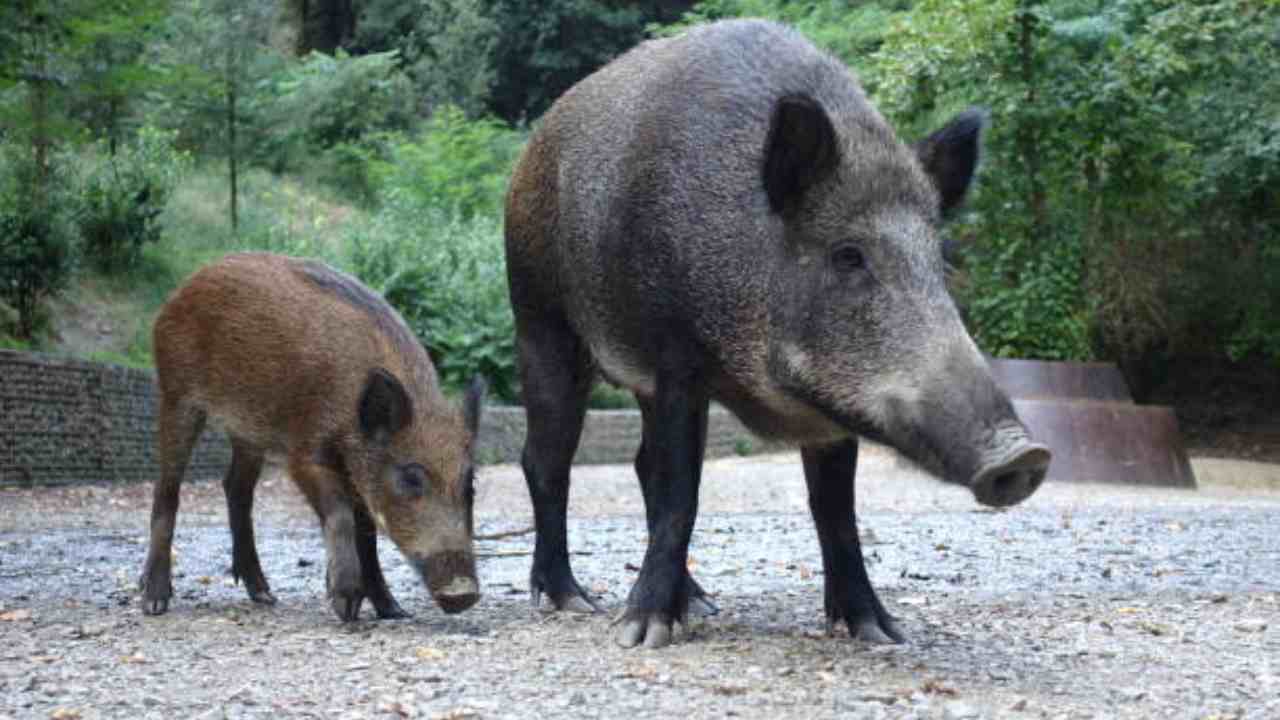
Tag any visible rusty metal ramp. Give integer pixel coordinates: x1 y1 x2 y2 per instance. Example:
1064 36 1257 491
990 358 1196 489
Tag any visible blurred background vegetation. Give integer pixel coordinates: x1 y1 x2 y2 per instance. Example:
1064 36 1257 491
2 0 1277 416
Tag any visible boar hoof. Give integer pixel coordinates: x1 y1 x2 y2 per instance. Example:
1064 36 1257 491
828 616 905 644
687 576 719 617
615 611 676 650
530 573 602 614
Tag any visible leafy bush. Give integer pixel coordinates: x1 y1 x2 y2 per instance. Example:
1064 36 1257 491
957 232 1091 361
367 106 525 219
0 142 81 339
255 49 418 175
345 198 517 402
79 127 191 272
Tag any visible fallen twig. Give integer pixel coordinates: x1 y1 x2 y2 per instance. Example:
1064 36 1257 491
477 549 594 559
474 526 535 541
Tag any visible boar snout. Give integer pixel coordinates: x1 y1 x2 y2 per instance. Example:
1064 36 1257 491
415 551 480 614
969 429 1051 508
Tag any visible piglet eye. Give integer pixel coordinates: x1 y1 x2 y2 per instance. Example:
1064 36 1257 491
831 245 865 273
396 464 427 498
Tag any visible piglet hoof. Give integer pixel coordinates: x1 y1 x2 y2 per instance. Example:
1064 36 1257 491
330 592 365 622
615 610 678 649
247 588 277 606
326 562 365 622
140 595 170 616
372 598 412 620
138 562 172 616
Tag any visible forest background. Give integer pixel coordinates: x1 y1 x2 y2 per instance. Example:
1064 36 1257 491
2 0 1277 453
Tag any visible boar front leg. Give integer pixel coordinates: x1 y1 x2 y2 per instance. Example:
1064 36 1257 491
633 398 718 617
290 453 364 622
801 438 904 644
616 367 709 649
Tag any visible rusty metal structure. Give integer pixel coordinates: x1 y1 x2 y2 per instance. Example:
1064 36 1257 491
988 358 1196 488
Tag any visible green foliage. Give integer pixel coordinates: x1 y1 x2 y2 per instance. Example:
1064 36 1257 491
255 49 418 174
588 385 639 410
655 0 910 74
346 200 517 402
350 0 499 118
143 0 281 153
483 0 695 122
79 127 191 271
367 106 524 219
868 0 1280 372
960 232 1091 360
0 142 81 339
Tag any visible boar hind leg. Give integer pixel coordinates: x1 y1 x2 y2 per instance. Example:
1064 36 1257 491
633 403 718 618
801 439 904 644
517 316 599 613
290 454 364 622
140 399 206 616
616 368 709 650
223 439 275 606
353 503 409 619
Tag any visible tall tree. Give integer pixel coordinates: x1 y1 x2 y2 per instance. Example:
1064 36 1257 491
155 0 278 232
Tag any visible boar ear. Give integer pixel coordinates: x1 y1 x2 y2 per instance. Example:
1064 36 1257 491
914 107 986 215
463 374 487 438
764 94 839 215
359 368 413 443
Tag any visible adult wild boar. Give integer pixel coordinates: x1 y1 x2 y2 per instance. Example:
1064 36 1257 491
139 252 485 621
504 19 1051 648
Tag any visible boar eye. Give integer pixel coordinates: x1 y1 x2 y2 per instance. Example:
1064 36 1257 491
396 464 428 498
831 245 865 273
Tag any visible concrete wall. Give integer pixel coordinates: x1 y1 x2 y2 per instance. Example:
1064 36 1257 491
1 350 786 488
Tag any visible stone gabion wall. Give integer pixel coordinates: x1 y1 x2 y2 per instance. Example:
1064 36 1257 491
476 406 787 467
1 350 787 488
1 350 232 488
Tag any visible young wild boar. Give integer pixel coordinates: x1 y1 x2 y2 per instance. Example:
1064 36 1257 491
139 252 485 621
504 19 1052 648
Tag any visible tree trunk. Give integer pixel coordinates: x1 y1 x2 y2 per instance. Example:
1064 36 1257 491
227 80 239 233
223 1 239 235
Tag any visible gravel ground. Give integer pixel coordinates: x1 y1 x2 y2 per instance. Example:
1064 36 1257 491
1 447 1278 720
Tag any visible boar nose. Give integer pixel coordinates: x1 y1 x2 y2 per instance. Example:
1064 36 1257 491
434 576 480 614
970 442 1051 507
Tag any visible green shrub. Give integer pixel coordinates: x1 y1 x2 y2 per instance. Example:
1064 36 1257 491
79 127 191 272
368 106 524 219
345 199 517 402
0 142 81 340
254 49 418 177
959 232 1092 361
588 384 639 410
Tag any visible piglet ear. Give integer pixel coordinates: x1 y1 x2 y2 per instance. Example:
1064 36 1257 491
764 94 840 215
463 374 487 438
359 368 413 443
914 107 986 215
